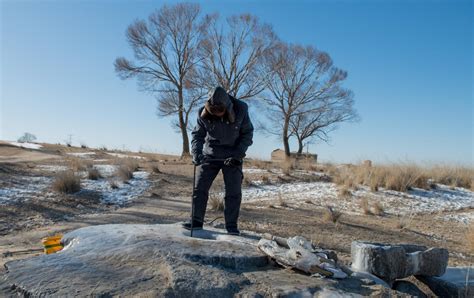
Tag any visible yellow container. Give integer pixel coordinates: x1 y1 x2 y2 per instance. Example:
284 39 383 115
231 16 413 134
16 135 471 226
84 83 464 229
42 234 64 254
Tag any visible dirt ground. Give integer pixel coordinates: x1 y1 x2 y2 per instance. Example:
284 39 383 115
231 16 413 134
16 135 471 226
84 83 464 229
1 142 473 283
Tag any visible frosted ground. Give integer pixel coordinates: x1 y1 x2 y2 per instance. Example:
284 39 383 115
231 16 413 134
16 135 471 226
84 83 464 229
0 164 150 206
0 146 472 224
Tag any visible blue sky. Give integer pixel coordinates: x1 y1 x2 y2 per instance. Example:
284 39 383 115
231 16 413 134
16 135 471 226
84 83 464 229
1 0 472 164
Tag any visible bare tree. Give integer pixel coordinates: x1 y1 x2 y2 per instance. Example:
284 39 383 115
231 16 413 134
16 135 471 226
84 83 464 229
197 13 276 100
114 3 208 157
262 42 358 158
290 92 358 154
17 132 36 143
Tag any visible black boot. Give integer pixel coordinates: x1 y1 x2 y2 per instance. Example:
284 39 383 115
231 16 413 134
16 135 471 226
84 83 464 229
182 220 203 230
226 226 240 235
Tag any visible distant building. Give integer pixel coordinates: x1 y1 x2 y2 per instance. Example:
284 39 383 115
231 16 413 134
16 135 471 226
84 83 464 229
271 149 318 164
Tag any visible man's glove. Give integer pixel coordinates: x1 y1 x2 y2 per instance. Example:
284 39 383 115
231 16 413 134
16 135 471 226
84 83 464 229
224 157 242 167
192 154 204 166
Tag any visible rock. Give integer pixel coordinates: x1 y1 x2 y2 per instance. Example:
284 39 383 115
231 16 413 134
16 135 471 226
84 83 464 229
2 224 266 296
416 267 474 298
392 280 427 297
0 224 404 297
351 241 448 284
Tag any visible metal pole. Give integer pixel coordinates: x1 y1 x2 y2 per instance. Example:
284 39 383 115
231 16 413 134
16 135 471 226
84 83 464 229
190 164 196 237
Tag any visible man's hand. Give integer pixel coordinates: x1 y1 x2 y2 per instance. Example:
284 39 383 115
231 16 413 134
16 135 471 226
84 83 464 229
224 157 242 167
192 154 204 166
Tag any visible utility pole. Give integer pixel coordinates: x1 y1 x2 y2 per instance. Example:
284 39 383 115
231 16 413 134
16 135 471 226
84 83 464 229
67 134 73 146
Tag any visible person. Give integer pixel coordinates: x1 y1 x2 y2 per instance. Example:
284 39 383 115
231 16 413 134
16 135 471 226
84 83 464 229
183 86 254 235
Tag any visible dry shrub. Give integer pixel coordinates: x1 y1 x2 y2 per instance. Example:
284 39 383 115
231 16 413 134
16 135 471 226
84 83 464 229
396 213 413 230
466 224 474 254
115 158 139 181
53 171 81 193
243 176 254 187
209 194 224 211
282 162 293 176
372 201 384 216
427 165 473 190
360 197 371 215
383 164 428 192
338 186 352 198
278 193 288 207
67 157 92 172
298 158 317 171
323 206 342 224
122 158 140 171
334 166 357 189
116 165 134 181
323 163 339 177
109 180 119 189
261 175 271 185
151 164 161 174
87 167 102 180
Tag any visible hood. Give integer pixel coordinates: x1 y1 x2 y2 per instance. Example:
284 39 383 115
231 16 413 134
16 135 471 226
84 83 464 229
201 86 235 123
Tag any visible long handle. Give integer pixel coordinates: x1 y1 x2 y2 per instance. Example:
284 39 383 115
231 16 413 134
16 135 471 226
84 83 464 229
190 164 196 237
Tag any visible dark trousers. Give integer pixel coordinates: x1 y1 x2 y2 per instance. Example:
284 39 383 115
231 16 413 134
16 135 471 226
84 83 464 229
192 162 243 228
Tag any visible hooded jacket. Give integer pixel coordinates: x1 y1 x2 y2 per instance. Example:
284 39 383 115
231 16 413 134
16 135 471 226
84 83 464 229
191 87 254 159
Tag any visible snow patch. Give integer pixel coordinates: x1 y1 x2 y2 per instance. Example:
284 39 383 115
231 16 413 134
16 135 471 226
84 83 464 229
239 180 473 216
36 165 69 172
443 211 474 224
0 176 52 205
243 168 272 174
80 171 150 205
8 142 42 150
66 152 96 158
107 153 145 160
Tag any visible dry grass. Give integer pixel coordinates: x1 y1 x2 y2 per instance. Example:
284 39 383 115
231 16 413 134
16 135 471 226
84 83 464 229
427 165 473 190
246 158 273 170
209 194 224 211
328 162 473 193
87 167 102 180
53 171 81 194
360 197 371 215
323 206 342 224
384 165 429 192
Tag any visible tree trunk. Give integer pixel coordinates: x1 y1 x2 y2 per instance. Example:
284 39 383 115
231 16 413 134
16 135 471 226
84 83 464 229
297 137 303 155
178 88 190 157
282 117 291 158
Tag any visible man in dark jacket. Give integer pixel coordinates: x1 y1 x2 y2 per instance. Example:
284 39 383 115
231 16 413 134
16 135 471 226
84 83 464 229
183 86 254 235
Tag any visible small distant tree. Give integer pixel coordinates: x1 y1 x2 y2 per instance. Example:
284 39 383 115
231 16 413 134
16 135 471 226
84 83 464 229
197 13 276 100
262 42 358 157
17 132 36 143
115 3 209 157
